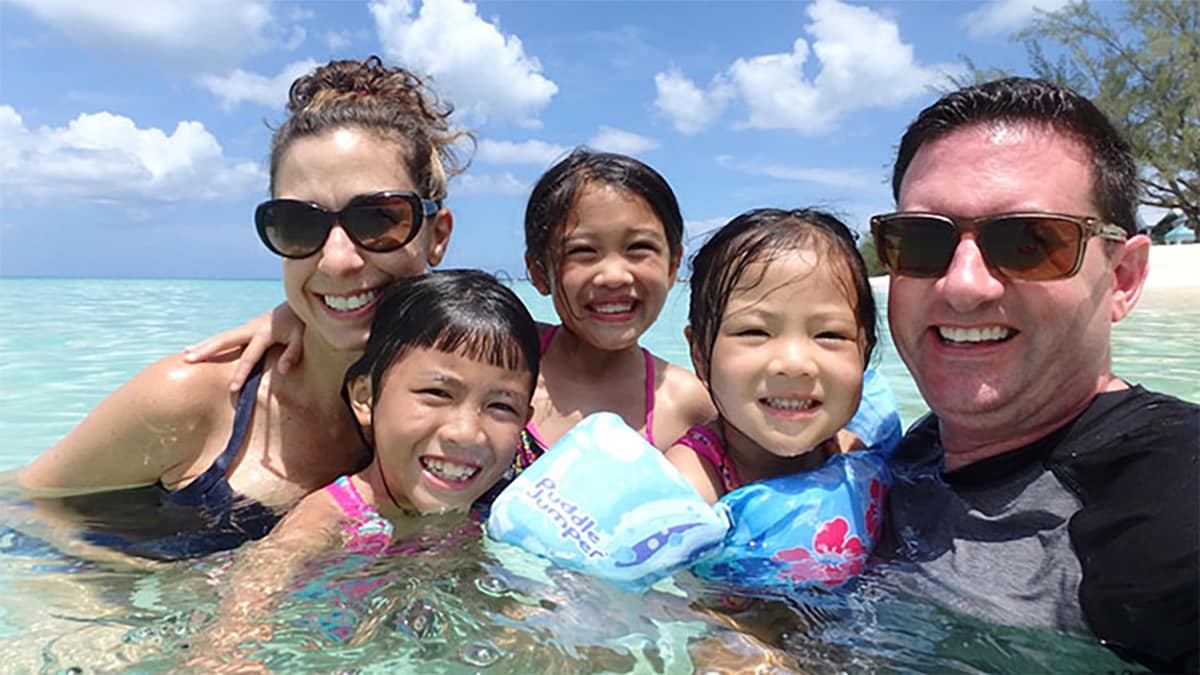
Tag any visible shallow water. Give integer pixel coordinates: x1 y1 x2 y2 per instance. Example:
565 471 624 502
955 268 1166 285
0 277 1194 672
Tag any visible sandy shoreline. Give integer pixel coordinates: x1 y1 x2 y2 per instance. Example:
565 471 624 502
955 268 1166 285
869 244 1198 307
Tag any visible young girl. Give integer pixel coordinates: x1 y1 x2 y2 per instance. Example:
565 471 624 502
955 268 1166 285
667 208 895 586
516 148 714 468
267 269 539 556
197 270 538 659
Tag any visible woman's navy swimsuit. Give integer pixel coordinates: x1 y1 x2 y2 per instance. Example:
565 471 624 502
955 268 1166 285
69 358 282 560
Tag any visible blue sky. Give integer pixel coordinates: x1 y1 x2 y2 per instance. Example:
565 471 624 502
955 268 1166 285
1 0 1103 279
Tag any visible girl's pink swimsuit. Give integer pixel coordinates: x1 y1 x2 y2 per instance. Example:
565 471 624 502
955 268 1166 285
514 324 657 470
673 424 743 493
323 475 393 554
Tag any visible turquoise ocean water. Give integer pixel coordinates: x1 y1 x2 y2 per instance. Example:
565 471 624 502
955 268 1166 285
0 277 1196 671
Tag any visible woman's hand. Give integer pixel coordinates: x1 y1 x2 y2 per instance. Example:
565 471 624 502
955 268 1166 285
183 303 306 391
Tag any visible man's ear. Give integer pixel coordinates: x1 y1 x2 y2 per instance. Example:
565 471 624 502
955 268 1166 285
1110 234 1150 323
424 208 453 267
685 325 708 384
526 252 552 296
347 374 374 433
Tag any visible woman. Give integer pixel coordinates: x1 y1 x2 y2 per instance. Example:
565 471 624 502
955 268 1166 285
18 56 466 560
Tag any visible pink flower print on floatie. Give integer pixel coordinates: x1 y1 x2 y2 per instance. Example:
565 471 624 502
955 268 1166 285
771 517 868 586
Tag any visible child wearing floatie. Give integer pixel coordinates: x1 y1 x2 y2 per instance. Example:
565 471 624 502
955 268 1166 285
200 270 539 655
666 208 898 587
515 148 715 465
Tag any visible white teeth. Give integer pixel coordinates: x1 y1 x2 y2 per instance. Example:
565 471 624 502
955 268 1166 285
321 290 376 312
421 457 479 482
592 302 634 314
764 398 815 410
938 326 1013 343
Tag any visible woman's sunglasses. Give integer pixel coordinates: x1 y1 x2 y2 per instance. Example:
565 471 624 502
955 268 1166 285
870 212 1129 281
255 191 438 259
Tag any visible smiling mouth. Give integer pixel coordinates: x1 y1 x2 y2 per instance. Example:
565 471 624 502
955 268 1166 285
937 325 1015 345
420 457 481 483
761 397 817 411
589 300 636 315
320 289 377 312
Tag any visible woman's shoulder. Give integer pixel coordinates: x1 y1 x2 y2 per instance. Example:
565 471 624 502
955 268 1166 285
135 352 257 422
19 352 258 494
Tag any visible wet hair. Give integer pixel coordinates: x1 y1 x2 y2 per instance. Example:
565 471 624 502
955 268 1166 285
687 208 877 380
344 269 540 406
893 77 1138 234
269 55 471 202
523 147 685 280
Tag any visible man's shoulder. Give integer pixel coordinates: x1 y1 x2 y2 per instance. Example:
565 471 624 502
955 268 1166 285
1051 385 1198 501
1057 385 1198 463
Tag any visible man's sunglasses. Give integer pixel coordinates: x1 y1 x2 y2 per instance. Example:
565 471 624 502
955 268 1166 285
255 191 438 259
869 212 1129 281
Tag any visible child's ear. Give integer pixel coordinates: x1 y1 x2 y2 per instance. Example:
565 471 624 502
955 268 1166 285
524 402 535 426
684 325 708 384
346 374 374 431
525 252 551 296
668 249 682 283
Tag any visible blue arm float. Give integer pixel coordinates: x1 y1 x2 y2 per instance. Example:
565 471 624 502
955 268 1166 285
692 451 890 588
486 413 728 590
844 367 902 457
690 367 900 588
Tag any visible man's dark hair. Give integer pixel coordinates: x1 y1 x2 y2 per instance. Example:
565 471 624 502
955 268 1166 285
892 77 1139 234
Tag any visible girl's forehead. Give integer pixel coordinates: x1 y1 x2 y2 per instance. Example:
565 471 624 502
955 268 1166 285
565 182 661 230
727 247 857 308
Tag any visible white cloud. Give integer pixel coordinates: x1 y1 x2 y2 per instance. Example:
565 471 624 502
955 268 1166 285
716 154 875 190
369 0 558 126
587 126 660 155
476 139 568 165
964 0 1071 38
452 172 528 196
653 68 734 135
653 0 961 136
684 216 728 242
0 106 265 205
197 60 321 111
326 30 353 51
3 0 291 68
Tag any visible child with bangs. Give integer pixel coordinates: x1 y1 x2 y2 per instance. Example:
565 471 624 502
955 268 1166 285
253 269 539 557
197 270 540 658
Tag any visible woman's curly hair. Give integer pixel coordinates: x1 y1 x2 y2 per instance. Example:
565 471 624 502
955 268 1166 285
269 56 472 202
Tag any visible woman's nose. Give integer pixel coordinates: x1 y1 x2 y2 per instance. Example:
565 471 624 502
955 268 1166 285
316 224 367 277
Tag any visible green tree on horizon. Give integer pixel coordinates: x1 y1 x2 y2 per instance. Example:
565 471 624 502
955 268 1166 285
955 0 1199 238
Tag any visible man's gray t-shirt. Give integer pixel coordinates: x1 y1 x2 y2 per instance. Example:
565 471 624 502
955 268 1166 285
878 386 1199 672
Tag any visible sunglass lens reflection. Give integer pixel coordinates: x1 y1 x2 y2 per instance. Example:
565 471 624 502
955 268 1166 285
981 217 1077 279
890 218 957 277
264 204 334 257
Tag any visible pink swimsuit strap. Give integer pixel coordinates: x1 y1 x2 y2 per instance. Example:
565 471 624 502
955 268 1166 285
324 475 393 554
525 324 656 447
675 425 742 493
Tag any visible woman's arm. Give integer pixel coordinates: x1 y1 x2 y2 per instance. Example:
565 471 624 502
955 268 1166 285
183 302 306 392
18 354 228 494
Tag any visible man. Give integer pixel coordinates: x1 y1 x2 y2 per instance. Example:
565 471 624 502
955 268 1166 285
873 77 1199 672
